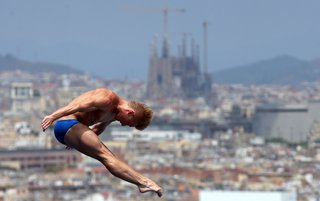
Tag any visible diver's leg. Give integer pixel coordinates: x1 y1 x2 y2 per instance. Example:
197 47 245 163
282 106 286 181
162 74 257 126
63 123 162 197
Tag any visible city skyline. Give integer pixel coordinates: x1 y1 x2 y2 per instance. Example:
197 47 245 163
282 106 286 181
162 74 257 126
1 59 320 200
1 0 319 80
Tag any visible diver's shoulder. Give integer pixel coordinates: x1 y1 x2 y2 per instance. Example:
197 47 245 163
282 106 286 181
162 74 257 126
94 88 118 100
94 88 113 94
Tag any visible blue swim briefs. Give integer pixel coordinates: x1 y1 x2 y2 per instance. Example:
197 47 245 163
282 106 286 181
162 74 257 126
54 119 79 145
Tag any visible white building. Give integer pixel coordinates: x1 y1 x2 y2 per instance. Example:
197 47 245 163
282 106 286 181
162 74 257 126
199 191 297 201
252 102 320 143
110 127 202 142
11 82 34 112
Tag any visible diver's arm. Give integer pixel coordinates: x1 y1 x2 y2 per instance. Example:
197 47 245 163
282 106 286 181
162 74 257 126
41 89 114 130
91 122 109 135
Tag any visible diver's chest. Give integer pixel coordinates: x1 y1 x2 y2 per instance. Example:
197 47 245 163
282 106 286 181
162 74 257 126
94 110 115 122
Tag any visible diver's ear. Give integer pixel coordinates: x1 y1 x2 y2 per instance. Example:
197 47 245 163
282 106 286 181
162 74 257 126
126 108 135 116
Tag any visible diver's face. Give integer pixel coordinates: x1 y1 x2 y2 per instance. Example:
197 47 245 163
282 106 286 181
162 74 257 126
117 109 138 127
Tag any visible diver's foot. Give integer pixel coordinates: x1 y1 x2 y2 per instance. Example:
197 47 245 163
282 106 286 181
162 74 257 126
138 184 163 197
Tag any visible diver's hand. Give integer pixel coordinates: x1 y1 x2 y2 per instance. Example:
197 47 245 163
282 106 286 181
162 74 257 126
65 146 73 150
41 115 55 131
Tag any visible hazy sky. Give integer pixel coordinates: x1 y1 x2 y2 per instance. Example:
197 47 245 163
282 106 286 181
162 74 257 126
1 0 319 80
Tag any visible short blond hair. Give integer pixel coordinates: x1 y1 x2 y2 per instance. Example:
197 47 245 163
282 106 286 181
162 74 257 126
129 101 153 130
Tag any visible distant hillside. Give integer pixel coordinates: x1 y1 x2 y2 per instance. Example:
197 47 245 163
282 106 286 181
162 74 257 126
213 55 320 85
0 54 82 74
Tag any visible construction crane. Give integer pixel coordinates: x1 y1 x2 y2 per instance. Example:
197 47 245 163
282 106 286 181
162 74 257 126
161 5 185 40
122 2 185 58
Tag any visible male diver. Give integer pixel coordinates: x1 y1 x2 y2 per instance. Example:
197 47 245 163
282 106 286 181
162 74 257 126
41 88 163 197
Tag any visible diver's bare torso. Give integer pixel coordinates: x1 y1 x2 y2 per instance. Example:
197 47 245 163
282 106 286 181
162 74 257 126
58 88 119 127
60 109 116 127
